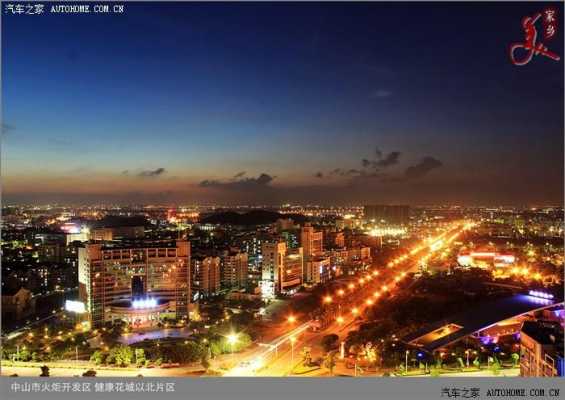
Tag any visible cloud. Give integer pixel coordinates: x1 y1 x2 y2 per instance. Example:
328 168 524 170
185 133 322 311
375 147 383 159
375 151 401 168
317 148 444 184
404 157 443 179
360 149 401 170
253 173 274 185
320 147 402 182
328 168 362 177
200 173 275 188
138 168 167 178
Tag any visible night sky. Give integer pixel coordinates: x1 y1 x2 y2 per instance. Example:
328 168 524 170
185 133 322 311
2 2 563 206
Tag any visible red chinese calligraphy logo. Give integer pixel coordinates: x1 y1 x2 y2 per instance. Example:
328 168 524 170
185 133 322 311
509 8 560 66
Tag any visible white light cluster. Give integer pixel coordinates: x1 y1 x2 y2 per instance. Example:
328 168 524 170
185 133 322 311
65 300 86 314
528 290 554 300
368 227 407 237
132 298 157 309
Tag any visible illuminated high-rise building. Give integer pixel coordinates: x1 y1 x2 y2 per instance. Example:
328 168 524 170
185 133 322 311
282 247 303 293
192 256 221 298
300 223 324 284
78 240 190 328
261 241 304 295
300 223 323 258
220 250 248 289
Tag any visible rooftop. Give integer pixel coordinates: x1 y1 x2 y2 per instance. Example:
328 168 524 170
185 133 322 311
521 320 564 346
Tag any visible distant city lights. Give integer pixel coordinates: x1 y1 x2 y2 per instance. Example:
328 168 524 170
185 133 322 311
368 227 407 237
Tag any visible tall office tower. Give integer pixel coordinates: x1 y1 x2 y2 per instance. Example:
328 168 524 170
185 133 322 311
220 250 249 289
282 247 303 293
78 240 190 328
261 241 287 297
300 223 324 284
363 205 411 225
192 256 221 298
261 241 304 295
300 223 323 258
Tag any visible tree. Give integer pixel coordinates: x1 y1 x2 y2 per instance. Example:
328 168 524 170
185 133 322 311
473 357 480 369
208 340 222 358
511 353 519 367
206 305 225 322
108 345 133 367
135 348 146 367
230 311 254 328
321 334 339 352
19 348 31 362
490 358 501 376
323 351 337 376
90 350 105 365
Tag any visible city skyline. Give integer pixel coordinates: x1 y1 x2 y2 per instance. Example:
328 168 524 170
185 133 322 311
2 3 564 206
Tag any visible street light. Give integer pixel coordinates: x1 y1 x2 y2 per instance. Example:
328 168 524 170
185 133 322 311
336 316 344 324
351 308 359 315
287 315 296 324
465 350 470 368
290 336 297 366
405 350 409 374
323 296 332 304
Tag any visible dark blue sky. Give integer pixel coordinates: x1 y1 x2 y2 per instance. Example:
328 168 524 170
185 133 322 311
2 2 563 206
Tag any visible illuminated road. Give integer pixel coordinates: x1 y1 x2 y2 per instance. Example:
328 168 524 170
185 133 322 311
224 222 473 376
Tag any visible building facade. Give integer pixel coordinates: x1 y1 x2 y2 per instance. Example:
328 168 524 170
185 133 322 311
220 250 248 289
261 241 304 295
300 224 323 258
282 247 303 293
520 320 564 377
192 256 221 298
78 240 190 328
